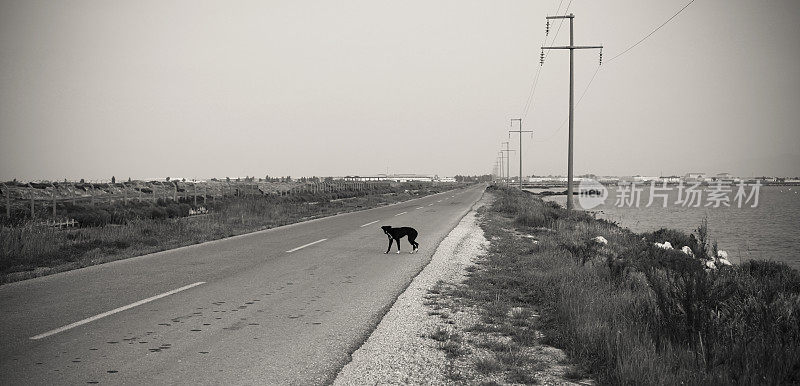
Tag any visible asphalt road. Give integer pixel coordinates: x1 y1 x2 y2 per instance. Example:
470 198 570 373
0 183 486 385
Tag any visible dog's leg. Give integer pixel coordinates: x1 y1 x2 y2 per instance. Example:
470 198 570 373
408 234 419 254
385 238 393 254
396 238 401 254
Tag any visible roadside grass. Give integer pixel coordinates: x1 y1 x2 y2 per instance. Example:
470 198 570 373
451 185 800 385
0 183 461 284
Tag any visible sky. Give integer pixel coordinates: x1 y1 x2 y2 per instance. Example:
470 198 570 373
1 0 799 181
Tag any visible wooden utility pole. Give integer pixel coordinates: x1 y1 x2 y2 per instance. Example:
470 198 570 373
51 183 57 216
28 183 35 219
542 13 602 210
509 119 532 189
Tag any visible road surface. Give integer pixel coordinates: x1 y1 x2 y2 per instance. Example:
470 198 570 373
0 184 485 385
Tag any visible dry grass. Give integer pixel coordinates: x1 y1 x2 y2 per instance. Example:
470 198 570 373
456 185 800 385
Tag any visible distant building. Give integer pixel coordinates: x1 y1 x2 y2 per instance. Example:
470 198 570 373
658 176 682 183
684 172 707 181
342 174 434 182
388 174 433 182
711 172 736 183
342 175 387 181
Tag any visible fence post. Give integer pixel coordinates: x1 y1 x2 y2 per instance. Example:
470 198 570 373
4 183 10 219
194 183 197 206
173 183 178 201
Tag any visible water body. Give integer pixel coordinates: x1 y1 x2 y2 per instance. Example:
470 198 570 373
538 186 800 270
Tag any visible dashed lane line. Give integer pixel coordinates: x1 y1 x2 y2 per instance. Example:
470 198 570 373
286 238 328 253
30 282 206 340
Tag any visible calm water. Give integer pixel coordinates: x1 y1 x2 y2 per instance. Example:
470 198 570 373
538 186 800 270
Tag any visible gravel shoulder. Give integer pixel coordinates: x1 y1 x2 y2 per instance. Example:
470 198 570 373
333 194 490 385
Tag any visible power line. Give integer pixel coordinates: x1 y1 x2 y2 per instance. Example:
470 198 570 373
606 0 697 64
534 0 697 142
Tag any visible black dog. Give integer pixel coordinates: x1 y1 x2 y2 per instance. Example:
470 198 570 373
381 225 419 254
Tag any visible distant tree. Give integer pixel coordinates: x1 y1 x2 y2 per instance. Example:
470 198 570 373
80 178 85 184
226 177 230 182
127 177 131 182
182 178 186 182
111 176 116 184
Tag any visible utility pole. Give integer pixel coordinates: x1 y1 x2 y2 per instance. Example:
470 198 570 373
542 13 602 210
509 119 532 189
498 151 504 183
501 142 514 188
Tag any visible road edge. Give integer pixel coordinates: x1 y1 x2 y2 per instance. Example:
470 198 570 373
326 185 488 385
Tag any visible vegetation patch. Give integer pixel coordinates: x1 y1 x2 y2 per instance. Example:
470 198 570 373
451 185 800 385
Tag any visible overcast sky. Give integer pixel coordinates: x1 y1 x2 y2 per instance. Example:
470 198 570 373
1 0 799 181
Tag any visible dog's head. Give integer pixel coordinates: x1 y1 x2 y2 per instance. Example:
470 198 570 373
381 225 392 234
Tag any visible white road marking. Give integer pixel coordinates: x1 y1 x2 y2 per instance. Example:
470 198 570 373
437 200 442 202
416 207 424 210
286 238 327 253
428 203 434 206
360 220 379 227
30 282 206 340
394 212 407 216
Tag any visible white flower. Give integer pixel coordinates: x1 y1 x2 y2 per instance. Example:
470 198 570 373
705 260 717 270
681 246 694 256
592 236 608 245
655 241 673 250
717 250 728 259
718 257 732 266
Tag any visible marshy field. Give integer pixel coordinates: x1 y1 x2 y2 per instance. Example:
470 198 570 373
430 185 799 384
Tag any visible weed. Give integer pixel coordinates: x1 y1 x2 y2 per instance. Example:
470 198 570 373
508 367 539 384
474 356 504 374
439 340 468 358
